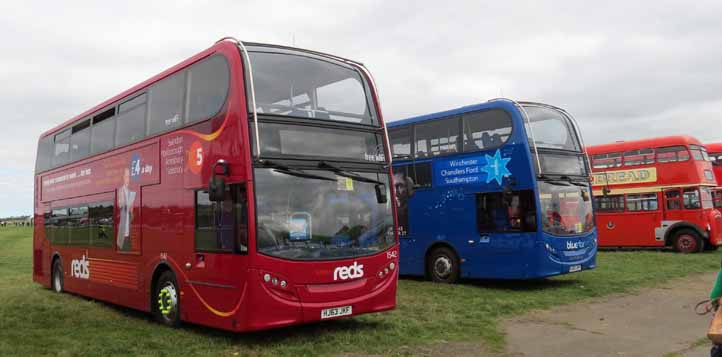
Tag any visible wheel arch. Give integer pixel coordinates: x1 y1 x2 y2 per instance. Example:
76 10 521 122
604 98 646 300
665 222 706 246
424 240 461 276
149 262 177 311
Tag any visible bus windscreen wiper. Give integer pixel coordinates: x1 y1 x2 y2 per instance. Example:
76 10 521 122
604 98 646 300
261 160 337 182
560 175 590 187
318 161 384 185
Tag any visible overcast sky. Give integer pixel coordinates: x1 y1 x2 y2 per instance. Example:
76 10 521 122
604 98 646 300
2 1 722 216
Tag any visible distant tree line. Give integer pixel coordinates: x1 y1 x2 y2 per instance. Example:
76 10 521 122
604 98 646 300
0 215 32 227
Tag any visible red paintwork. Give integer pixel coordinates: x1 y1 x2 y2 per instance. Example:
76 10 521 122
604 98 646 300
587 136 722 248
33 40 399 332
706 142 722 210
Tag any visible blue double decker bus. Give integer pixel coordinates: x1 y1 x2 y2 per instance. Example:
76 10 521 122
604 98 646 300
388 99 596 282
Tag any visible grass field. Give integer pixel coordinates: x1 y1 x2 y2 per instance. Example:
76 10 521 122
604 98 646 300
1 226 720 356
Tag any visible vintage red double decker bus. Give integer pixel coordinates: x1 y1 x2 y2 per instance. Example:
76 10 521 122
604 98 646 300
33 38 399 331
706 142 722 209
587 136 722 253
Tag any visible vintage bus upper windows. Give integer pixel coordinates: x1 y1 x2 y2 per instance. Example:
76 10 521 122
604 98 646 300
248 51 375 125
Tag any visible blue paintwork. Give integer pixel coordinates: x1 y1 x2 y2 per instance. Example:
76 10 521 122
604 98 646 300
389 99 597 280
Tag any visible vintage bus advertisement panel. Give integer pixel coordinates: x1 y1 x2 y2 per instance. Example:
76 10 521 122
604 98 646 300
387 100 596 282
33 39 399 332
588 136 722 253
706 142 722 209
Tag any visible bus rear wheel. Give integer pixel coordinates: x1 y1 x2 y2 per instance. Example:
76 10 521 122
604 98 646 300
153 271 181 327
673 229 702 254
52 259 64 293
427 247 460 283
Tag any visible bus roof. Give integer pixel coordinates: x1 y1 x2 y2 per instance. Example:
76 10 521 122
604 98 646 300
39 39 359 141
387 99 519 128
586 135 703 155
706 142 722 153
386 99 569 128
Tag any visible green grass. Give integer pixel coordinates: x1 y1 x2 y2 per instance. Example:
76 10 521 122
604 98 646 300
1 226 720 356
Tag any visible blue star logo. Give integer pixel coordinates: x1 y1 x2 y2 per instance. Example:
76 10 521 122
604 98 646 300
482 149 512 185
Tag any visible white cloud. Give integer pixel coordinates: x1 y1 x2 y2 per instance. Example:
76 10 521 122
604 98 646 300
1 0 722 216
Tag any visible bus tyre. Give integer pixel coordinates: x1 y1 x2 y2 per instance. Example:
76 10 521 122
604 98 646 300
428 247 460 283
673 229 702 254
154 271 181 327
52 259 64 293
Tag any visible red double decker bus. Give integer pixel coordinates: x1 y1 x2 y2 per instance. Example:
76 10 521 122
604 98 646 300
706 142 722 209
33 38 399 331
587 136 722 253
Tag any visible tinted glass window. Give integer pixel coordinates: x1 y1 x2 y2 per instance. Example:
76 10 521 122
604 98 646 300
195 185 248 253
249 52 374 125
254 122 385 162
534 153 588 176
91 112 115 154
477 190 536 233
67 206 89 245
149 73 185 135
523 105 580 151
594 195 625 212
711 153 722 166
657 146 689 163
591 152 622 169
683 188 701 209
389 127 411 159
53 129 71 166
690 144 708 161
89 201 113 247
50 208 69 244
70 121 91 162
254 169 393 260
665 190 681 210
413 162 433 188
116 94 147 146
538 182 594 235
626 193 658 211
392 164 416 236
415 118 459 158
462 109 512 152
35 136 54 172
623 148 654 166
188 55 229 123
713 190 722 208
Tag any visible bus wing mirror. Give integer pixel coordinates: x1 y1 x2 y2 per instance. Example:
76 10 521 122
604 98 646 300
375 184 388 204
209 177 226 202
582 190 590 202
602 186 611 196
209 160 229 202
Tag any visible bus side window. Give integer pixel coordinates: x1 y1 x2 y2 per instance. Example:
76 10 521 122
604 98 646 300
665 190 681 210
195 184 248 254
413 163 432 189
476 190 536 233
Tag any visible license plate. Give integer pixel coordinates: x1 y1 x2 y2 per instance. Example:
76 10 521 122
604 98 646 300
321 305 352 319
569 265 582 273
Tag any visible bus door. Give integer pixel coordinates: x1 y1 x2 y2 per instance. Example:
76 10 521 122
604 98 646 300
660 188 689 242
474 190 537 273
624 192 663 246
186 182 249 320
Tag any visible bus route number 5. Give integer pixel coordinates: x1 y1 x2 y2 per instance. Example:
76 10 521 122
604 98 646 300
188 141 204 175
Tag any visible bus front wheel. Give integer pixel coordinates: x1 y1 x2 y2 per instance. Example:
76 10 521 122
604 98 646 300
427 247 460 283
673 229 702 254
52 259 64 293
153 271 181 327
